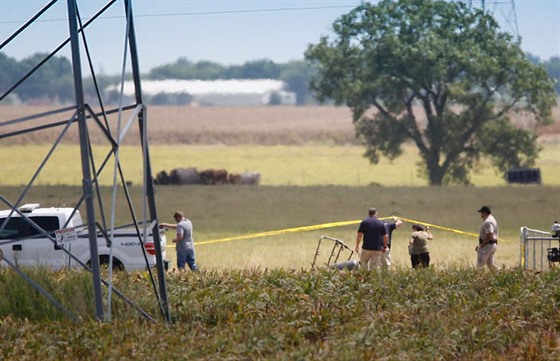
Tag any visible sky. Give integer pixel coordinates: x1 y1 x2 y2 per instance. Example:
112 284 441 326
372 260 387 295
0 0 559 76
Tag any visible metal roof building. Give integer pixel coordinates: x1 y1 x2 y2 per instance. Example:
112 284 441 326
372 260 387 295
106 79 296 106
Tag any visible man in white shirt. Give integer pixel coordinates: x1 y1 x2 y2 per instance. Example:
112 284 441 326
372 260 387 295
160 211 197 272
476 206 498 269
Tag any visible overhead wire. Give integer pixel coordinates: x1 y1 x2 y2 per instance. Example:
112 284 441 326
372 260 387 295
0 1 531 25
0 5 356 25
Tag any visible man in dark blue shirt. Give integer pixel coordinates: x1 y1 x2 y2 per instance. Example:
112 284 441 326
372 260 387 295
355 207 388 270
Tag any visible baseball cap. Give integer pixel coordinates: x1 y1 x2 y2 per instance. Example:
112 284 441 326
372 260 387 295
477 206 491 213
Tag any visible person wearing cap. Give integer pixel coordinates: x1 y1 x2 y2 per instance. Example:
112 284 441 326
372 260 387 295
382 216 404 268
476 206 498 269
355 207 388 270
160 210 197 272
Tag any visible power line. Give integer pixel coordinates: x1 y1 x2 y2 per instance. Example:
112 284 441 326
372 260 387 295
0 5 356 25
0 1 546 26
469 0 520 39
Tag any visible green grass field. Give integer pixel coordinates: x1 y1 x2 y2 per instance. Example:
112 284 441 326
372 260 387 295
1 185 558 271
1 143 559 186
146 185 560 271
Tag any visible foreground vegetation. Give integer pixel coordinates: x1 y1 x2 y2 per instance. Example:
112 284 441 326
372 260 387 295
0 267 558 360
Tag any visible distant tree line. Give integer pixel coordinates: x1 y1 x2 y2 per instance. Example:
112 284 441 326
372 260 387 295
0 52 125 105
0 51 558 106
527 54 560 95
146 58 317 105
1 52 76 104
0 53 317 105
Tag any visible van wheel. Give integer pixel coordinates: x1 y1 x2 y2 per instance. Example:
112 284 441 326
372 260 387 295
87 256 125 271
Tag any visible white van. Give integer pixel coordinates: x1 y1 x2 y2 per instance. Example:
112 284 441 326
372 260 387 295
0 204 167 272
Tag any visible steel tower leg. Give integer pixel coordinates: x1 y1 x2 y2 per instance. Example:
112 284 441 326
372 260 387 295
66 0 104 320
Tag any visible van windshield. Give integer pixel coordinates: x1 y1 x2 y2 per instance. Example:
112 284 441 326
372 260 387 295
0 217 21 239
28 216 61 236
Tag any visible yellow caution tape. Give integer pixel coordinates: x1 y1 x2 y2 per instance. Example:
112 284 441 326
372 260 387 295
396 216 512 243
397 216 479 238
165 219 359 248
165 215 511 248
197 219 361 245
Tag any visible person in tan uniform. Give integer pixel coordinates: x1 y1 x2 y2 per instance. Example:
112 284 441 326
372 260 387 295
409 224 433 268
476 206 498 269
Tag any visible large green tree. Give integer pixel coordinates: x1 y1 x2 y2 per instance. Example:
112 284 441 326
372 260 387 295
305 0 556 185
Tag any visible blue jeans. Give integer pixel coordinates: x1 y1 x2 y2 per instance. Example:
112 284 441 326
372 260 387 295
177 247 197 271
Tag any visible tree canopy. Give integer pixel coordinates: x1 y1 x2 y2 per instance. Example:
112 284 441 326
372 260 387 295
305 0 557 185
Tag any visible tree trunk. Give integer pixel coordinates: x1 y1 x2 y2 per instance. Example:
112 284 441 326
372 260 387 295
426 158 445 186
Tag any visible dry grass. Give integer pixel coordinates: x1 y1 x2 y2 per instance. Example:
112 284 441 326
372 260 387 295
1 104 558 146
2 104 559 360
1 105 559 269
537 104 560 137
2 142 558 186
0 105 357 145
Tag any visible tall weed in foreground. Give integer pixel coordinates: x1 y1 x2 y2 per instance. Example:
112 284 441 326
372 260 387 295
164 267 559 360
0 267 558 360
0 268 82 321
0 268 167 321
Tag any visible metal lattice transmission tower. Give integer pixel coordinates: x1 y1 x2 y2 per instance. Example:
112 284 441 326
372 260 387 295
469 0 520 42
0 0 170 323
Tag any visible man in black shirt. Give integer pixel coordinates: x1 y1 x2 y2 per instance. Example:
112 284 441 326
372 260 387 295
355 208 388 270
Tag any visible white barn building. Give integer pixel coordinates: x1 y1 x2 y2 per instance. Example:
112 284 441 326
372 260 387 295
106 79 296 106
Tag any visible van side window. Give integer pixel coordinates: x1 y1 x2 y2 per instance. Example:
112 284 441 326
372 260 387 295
28 216 61 237
0 217 21 239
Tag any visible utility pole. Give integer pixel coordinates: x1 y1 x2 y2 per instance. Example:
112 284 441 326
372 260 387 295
123 0 171 323
2 0 169 324
66 0 104 320
468 1 519 41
